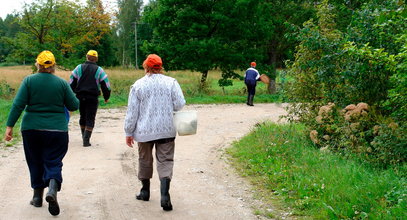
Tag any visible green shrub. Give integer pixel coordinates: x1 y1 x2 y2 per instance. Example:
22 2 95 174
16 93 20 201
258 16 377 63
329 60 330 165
309 102 406 168
0 80 15 99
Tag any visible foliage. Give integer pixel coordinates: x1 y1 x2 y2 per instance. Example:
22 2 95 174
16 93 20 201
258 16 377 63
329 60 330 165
227 122 406 219
309 103 406 167
384 34 407 122
141 0 316 88
2 0 113 69
285 0 406 166
114 0 144 67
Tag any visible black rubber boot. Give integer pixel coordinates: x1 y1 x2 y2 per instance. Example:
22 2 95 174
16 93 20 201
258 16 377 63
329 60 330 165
160 178 173 211
83 130 92 147
45 179 60 216
30 188 44 207
80 126 85 138
248 95 254 106
246 95 251 106
136 179 150 201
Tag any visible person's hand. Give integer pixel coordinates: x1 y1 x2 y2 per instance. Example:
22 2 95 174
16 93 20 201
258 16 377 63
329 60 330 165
126 136 134 148
104 99 109 104
4 126 13 141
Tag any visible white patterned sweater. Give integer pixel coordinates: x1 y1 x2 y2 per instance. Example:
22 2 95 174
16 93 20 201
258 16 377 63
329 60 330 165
124 74 186 142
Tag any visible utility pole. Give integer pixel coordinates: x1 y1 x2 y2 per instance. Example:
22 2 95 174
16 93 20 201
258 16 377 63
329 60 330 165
135 22 138 70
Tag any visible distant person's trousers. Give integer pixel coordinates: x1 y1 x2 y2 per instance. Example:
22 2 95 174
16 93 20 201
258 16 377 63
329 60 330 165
137 138 175 180
245 80 257 96
78 96 99 128
22 130 68 190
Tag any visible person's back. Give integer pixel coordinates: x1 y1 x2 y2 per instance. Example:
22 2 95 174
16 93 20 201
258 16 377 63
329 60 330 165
73 61 100 97
245 67 259 84
10 72 77 131
130 74 184 142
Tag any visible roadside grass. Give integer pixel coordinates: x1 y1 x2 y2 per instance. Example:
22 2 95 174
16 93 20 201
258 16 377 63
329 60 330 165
0 98 21 146
226 122 406 219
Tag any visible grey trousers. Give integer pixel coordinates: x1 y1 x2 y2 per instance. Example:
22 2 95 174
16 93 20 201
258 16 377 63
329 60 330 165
137 138 175 180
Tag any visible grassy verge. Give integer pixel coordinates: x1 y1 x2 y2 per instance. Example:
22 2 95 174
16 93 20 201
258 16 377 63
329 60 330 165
226 122 406 219
0 98 21 146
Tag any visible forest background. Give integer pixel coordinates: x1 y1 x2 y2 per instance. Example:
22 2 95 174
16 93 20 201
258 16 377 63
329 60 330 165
0 0 406 219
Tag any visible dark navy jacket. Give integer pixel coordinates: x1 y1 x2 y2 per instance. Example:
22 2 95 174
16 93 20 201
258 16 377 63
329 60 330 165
244 67 260 85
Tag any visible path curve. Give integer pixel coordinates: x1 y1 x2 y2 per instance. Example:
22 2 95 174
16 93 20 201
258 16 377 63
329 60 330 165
0 103 288 220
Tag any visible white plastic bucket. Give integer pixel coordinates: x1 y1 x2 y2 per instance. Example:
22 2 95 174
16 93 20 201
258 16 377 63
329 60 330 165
173 110 197 136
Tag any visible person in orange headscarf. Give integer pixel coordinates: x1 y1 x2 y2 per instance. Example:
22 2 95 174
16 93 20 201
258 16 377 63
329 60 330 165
244 61 260 106
124 54 186 211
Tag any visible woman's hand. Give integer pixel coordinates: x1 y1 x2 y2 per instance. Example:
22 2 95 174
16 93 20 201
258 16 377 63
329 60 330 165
4 126 13 141
126 136 134 148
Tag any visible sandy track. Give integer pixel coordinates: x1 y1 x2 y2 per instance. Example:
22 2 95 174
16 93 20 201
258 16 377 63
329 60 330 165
0 103 287 220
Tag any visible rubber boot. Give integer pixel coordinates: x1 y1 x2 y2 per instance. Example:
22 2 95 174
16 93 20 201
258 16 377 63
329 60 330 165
45 179 60 216
30 188 44 207
160 177 173 211
246 95 251 106
248 95 254 106
136 179 150 201
83 130 92 147
80 126 85 138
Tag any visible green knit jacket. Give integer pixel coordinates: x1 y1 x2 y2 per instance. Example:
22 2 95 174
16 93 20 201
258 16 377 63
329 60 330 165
6 72 79 131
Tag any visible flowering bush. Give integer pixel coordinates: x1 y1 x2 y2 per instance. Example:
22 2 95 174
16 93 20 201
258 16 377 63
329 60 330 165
309 102 406 167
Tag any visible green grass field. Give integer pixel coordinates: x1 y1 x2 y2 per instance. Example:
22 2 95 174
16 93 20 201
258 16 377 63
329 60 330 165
227 123 406 219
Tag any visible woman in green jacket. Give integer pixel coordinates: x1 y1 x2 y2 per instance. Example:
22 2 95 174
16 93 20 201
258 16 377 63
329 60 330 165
4 51 79 216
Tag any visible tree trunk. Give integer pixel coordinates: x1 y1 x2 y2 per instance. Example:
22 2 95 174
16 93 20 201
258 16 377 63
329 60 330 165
200 70 208 89
268 79 276 94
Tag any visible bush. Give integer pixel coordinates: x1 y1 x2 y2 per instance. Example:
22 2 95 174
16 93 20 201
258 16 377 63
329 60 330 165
309 102 406 167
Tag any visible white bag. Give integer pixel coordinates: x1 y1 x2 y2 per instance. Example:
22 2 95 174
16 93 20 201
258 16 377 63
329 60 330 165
173 111 197 136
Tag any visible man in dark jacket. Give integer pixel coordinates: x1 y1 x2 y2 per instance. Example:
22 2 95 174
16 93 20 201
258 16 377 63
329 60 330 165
70 50 111 146
244 62 260 106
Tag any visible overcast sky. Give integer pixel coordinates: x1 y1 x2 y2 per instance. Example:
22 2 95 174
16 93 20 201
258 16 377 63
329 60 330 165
0 0 148 19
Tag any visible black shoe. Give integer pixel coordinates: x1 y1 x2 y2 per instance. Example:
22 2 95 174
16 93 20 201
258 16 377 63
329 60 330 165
30 188 44 207
83 130 92 147
136 179 150 201
160 178 173 211
45 179 60 216
248 95 254 106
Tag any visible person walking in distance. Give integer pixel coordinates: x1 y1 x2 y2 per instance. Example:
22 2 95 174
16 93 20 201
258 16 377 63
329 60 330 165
4 51 79 216
244 61 260 106
124 54 186 211
70 50 111 146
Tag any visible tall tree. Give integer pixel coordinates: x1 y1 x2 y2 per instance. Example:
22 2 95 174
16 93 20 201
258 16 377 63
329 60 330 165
142 0 246 87
115 0 143 67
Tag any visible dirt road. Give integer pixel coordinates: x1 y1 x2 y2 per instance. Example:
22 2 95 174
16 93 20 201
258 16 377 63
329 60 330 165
0 104 287 220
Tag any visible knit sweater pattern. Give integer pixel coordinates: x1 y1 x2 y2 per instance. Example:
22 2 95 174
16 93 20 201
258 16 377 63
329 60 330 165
124 74 186 142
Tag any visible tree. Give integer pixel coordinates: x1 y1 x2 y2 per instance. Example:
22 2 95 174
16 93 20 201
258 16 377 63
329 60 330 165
0 14 22 62
4 0 112 69
142 0 248 87
115 0 144 67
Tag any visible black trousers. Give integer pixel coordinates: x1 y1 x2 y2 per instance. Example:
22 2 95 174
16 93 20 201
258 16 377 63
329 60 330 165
245 80 257 96
22 130 68 190
79 96 99 128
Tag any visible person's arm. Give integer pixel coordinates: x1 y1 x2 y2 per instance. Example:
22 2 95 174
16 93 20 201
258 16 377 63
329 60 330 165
5 77 29 141
6 77 29 128
124 86 139 147
172 79 186 111
69 65 80 92
98 67 111 102
255 70 261 81
64 82 79 112
4 126 13 141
